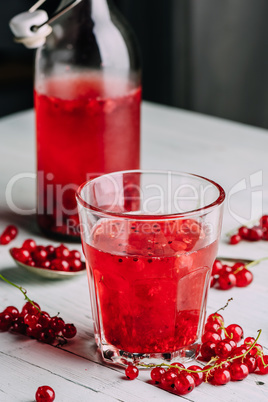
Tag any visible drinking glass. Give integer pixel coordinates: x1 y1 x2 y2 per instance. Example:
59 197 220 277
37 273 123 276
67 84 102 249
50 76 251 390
76 170 225 366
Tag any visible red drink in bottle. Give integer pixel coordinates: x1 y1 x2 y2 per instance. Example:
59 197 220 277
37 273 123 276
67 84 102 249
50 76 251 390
35 73 141 237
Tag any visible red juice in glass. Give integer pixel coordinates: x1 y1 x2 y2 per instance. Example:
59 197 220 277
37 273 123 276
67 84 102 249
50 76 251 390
35 73 141 238
83 218 218 355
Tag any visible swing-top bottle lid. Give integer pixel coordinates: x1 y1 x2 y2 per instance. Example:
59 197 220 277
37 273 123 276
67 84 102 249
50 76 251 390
9 10 52 49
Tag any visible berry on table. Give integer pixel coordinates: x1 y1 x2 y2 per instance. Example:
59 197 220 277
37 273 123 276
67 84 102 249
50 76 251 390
187 365 203 386
0 225 18 245
235 268 253 287
218 273 236 290
35 385 55 402
174 373 195 395
225 324 243 343
230 362 249 381
212 367 231 385
230 234 241 245
125 364 139 380
150 367 166 383
62 323 77 339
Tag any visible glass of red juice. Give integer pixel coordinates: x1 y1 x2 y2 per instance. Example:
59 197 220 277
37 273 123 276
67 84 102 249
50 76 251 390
76 170 225 366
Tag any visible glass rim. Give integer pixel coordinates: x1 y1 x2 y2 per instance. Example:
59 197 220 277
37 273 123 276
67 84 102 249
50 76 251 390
76 169 225 220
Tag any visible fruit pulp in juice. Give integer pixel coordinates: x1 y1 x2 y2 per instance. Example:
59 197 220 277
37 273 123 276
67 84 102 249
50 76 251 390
35 73 141 237
83 219 218 354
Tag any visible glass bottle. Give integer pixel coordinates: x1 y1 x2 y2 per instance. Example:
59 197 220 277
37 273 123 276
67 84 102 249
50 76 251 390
34 0 141 239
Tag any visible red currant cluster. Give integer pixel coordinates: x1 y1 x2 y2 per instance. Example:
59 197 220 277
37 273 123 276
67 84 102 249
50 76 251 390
0 225 18 245
211 259 254 290
229 215 268 244
124 312 268 396
0 301 77 345
35 386 55 402
11 240 85 272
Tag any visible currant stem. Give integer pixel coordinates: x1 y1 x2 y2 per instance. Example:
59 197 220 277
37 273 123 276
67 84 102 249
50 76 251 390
215 298 233 315
0 273 41 314
246 257 268 270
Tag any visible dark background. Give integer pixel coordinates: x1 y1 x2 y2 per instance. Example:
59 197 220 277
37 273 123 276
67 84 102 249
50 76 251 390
1 0 268 128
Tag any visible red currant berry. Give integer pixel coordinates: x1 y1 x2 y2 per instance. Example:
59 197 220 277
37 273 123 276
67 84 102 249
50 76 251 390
50 259 70 271
45 245 55 257
150 367 166 383
35 385 55 402
244 336 255 346
3 306 19 319
235 268 253 287
218 273 236 290
22 239 36 252
203 365 215 382
257 355 268 374
230 362 249 381
0 312 14 331
243 356 257 373
169 362 185 374
62 323 77 338
11 317 27 334
202 331 221 343
212 259 223 275
24 314 38 328
50 317 65 333
69 249 81 260
26 323 42 339
12 248 31 263
225 339 237 350
216 359 231 369
0 234 12 245
187 365 203 386
32 249 48 263
55 244 70 259
204 321 222 335
40 260 51 269
38 312 51 329
225 324 243 343
215 340 232 358
249 343 263 357
0 225 18 244
174 373 195 395
210 276 217 288
238 226 250 239
161 370 177 387
230 345 248 358
262 230 268 241
232 262 245 272
6 225 18 239
69 258 82 271
220 265 233 275
212 368 231 385
207 313 224 326
230 234 241 245
260 215 268 228
21 301 40 316
200 341 217 361
38 329 56 344
125 365 139 380
248 226 263 241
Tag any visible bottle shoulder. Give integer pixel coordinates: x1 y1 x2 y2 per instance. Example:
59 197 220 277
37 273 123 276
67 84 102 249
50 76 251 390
36 1 141 72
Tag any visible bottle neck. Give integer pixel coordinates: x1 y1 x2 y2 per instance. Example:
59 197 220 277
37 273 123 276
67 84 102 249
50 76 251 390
57 0 114 20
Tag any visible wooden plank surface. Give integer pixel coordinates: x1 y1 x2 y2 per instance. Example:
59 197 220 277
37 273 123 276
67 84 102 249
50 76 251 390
0 104 268 401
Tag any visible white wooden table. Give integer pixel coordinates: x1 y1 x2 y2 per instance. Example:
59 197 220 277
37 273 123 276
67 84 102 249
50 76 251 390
0 103 268 401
